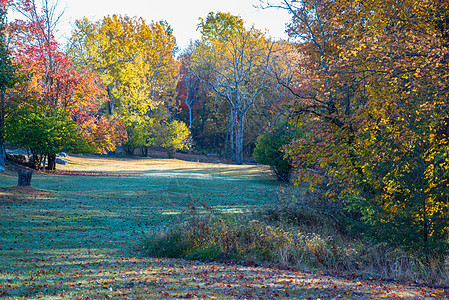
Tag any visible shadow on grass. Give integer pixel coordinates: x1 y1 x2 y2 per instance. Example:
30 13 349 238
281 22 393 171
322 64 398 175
0 160 444 299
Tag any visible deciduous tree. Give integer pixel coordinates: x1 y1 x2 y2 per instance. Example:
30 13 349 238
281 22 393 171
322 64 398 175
6 0 124 169
262 0 449 254
192 12 275 164
0 5 20 168
69 15 179 154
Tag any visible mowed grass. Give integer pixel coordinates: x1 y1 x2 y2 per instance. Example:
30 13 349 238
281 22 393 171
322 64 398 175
0 156 279 299
0 156 443 299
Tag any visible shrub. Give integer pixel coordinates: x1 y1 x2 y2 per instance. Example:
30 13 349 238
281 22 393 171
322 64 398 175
143 197 449 285
253 122 297 182
143 211 291 265
149 120 191 158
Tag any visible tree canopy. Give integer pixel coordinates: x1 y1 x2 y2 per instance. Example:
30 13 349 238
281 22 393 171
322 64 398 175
268 0 449 255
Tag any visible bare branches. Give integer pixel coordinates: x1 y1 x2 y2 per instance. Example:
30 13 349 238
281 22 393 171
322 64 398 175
192 15 276 164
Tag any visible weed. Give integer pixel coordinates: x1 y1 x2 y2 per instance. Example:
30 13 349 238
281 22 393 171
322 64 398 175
143 195 449 285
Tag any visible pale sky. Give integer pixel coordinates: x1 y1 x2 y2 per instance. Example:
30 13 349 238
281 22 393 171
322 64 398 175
13 0 292 51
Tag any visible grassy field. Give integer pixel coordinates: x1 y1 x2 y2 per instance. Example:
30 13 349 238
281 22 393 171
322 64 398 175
0 156 445 299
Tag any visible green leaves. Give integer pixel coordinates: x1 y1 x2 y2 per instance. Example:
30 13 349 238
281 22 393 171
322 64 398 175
6 108 92 157
149 120 191 158
253 121 297 182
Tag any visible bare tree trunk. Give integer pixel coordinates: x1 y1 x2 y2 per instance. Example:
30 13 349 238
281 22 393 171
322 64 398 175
47 153 56 170
230 108 235 159
167 148 176 159
225 108 230 158
142 146 148 157
235 114 244 164
18 169 33 186
107 86 115 115
201 98 206 134
185 75 193 130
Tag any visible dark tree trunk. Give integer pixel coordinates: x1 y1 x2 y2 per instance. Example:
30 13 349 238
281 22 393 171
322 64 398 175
142 146 148 157
167 148 176 159
124 145 134 156
106 86 115 115
0 142 5 168
235 115 244 165
18 169 33 186
30 155 39 169
0 91 5 168
201 99 206 134
47 154 56 170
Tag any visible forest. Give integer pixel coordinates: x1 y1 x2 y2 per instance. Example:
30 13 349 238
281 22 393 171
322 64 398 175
1 0 449 285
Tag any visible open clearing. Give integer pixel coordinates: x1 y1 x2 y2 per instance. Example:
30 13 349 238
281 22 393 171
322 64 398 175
0 156 446 299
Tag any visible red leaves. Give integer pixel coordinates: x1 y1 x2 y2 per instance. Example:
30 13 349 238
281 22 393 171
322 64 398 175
6 1 128 155
0 0 12 9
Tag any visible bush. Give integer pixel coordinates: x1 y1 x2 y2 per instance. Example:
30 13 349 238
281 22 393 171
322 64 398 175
253 122 296 182
142 196 449 285
143 210 291 265
149 120 191 158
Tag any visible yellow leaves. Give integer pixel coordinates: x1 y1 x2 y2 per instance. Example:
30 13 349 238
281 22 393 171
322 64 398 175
70 15 179 127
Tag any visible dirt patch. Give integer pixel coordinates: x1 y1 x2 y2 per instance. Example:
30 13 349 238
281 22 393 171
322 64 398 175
0 186 54 203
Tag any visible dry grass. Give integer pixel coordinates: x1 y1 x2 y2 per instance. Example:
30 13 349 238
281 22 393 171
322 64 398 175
57 155 269 176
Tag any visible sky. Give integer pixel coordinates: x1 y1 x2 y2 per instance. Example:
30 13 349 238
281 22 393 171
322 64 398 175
10 0 292 51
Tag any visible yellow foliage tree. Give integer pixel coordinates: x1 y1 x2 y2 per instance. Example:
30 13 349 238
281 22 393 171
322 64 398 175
69 15 179 153
267 0 449 254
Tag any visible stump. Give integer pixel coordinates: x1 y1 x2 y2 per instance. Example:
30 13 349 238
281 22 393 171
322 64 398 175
18 169 33 186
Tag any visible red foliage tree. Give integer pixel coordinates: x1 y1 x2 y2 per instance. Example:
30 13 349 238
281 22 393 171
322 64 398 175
6 0 126 169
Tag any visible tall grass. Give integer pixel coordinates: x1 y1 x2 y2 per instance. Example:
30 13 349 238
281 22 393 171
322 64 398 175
143 196 449 286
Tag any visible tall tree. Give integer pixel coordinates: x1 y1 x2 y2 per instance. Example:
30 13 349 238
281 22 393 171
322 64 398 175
0 5 19 169
69 15 179 154
192 12 275 164
263 0 449 254
7 0 125 169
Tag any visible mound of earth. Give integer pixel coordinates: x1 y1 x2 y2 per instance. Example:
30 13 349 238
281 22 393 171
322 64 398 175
0 186 53 204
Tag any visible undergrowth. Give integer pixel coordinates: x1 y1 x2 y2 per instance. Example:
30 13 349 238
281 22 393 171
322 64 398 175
143 192 449 286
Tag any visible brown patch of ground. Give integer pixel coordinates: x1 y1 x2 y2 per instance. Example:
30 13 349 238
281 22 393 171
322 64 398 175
0 186 53 203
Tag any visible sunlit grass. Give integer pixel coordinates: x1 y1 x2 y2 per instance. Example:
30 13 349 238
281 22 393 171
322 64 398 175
0 156 443 299
0 156 287 299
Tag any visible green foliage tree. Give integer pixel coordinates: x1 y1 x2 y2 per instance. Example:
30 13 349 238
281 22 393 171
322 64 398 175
253 122 295 182
6 108 91 170
150 120 191 158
